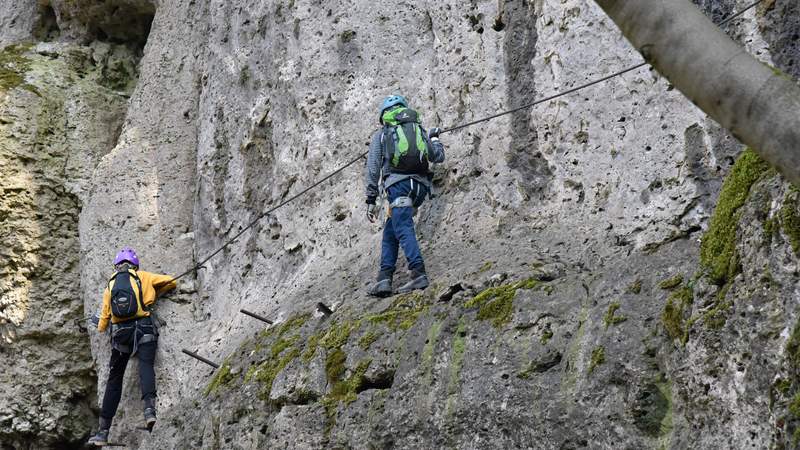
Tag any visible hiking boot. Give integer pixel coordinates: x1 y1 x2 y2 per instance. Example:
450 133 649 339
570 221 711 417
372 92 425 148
144 398 157 430
367 271 393 298
87 417 112 446
397 269 429 294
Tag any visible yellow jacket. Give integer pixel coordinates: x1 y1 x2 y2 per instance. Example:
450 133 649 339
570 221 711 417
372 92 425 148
98 269 177 332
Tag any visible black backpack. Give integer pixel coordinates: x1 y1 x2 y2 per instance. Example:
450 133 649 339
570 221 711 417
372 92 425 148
381 107 430 175
109 269 144 320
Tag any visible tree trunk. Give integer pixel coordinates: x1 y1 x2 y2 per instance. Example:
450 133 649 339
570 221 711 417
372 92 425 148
593 0 800 186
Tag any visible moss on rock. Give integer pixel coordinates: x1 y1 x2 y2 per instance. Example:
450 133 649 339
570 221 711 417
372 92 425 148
540 327 554 345
658 274 683 290
661 286 694 344
700 148 771 285
603 301 627 329
204 360 235 396
367 292 429 331
244 313 310 400
589 346 605 374
0 44 38 95
626 279 643 295
465 278 538 328
780 191 800 255
357 330 379 350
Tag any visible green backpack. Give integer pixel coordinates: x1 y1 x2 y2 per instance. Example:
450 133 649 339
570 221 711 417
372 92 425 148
381 107 430 175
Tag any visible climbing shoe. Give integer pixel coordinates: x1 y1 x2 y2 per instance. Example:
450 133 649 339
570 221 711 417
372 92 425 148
397 269 429 294
367 271 393 298
87 417 112 446
143 398 157 431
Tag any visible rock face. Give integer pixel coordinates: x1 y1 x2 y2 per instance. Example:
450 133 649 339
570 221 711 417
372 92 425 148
1 0 800 449
0 41 136 447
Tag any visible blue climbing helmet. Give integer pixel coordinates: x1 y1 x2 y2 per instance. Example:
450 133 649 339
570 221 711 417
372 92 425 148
379 95 408 124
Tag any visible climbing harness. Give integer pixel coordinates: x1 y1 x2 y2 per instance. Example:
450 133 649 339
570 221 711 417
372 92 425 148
389 196 413 209
110 316 157 355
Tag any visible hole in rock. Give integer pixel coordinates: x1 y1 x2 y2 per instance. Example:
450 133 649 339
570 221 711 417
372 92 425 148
87 1 157 56
357 371 395 393
34 3 60 41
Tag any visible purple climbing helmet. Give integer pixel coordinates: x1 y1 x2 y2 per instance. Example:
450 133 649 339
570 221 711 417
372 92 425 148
114 247 140 267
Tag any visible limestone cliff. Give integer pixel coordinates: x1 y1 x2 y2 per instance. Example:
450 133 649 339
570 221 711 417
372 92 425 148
1 0 799 449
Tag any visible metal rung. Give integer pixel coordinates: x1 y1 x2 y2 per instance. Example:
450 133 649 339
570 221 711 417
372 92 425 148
182 349 219 368
239 309 273 324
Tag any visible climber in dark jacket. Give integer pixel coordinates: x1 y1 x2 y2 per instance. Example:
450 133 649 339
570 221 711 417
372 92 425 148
87 247 176 446
365 95 445 297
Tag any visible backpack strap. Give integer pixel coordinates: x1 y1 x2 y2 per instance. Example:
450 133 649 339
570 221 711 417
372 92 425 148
108 269 145 317
129 270 145 314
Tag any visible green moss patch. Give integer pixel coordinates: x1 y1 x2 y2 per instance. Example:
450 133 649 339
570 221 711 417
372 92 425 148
204 360 235 396
367 292 429 331
658 274 683 290
781 191 800 255
699 287 733 330
626 279 643 295
0 44 38 95
589 346 605 374
786 319 800 370
358 330 379 350
603 302 627 329
540 327 554 345
321 358 372 435
465 278 538 328
245 313 310 400
325 349 347 384
700 148 771 285
661 286 694 344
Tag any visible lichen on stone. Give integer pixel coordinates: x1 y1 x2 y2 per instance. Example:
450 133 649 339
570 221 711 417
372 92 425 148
780 190 800 255
589 346 605 374
540 327 554 344
658 274 683 290
357 330 379 350
626 279 643 294
321 358 372 435
700 148 771 285
204 359 235 397
367 292 429 331
465 278 538 328
603 301 627 329
0 44 38 95
661 286 693 344
244 313 310 400
447 319 467 395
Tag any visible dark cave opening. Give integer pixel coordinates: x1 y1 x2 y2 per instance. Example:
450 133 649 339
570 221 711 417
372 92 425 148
33 3 61 42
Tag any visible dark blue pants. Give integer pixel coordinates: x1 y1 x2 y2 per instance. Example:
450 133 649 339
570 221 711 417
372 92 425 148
100 318 157 420
380 179 428 274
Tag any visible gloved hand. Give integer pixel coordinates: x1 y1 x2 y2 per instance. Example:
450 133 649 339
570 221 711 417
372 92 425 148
366 203 378 223
90 313 100 327
429 127 442 140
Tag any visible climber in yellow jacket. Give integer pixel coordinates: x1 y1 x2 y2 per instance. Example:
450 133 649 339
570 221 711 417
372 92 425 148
88 247 176 447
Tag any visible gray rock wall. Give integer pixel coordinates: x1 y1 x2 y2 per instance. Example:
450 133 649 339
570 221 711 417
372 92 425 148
0 41 134 447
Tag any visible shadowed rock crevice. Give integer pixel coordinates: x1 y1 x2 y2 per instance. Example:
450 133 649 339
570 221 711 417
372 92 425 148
53 0 156 54
0 3 153 445
502 0 552 200
33 2 61 42
758 0 800 79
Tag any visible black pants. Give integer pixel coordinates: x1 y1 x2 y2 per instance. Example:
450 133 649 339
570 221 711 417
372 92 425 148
100 320 157 420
